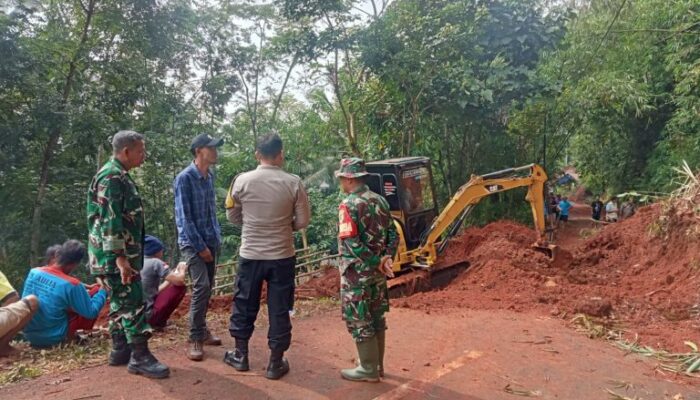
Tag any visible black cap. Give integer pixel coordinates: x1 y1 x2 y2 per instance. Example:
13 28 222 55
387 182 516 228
190 133 224 151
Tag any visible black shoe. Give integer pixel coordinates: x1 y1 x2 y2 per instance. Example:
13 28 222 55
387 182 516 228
223 349 250 371
127 341 170 379
265 356 289 380
108 333 131 366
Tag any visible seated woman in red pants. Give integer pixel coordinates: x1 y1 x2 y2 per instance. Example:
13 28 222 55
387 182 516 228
141 236 188 330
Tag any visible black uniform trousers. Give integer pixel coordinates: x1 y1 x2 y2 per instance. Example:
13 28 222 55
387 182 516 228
229 256 295 353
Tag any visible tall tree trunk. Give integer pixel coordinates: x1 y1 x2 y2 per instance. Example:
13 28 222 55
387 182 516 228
251 24 265 140
329 48 360 156
29 0 96 265
270 53 299 126
442 122 453 196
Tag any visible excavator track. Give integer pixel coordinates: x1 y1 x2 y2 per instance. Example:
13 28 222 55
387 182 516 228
387 243 557 298
387 261 470 298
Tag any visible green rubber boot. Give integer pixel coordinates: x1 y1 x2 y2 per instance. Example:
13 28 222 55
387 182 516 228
341 336 380 382
376 330 385 378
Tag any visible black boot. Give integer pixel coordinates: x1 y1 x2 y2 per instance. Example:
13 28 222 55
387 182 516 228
108 333 131 366
265 350 289 380
223 338 249 371
127 341 170 379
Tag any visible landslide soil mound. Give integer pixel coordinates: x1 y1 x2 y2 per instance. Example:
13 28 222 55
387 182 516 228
393 205 700 351
156 204 698 352
297 267 340 299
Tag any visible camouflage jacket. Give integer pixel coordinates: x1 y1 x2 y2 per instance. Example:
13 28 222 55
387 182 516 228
87 158 145 275
338 184 398 275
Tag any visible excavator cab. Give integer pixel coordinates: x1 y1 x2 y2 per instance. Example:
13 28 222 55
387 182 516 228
365 157 438 251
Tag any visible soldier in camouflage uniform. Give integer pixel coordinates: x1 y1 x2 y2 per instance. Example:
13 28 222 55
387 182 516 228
335 157 398 382
87 130 169 379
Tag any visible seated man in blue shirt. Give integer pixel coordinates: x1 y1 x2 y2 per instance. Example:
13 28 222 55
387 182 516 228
22 240 108 347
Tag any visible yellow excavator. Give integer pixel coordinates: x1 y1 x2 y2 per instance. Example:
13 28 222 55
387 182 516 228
364 157 557 296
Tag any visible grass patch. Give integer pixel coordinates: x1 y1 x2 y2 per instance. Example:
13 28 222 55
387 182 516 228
652 161 700 240
570 313 622 340
616 339 700 377
0 336 110 387
0 297 339 387
0 363 41 385
570 313 700 379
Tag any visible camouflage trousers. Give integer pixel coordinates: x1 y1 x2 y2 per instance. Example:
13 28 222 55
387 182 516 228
103 274 152 344
340 265 389 342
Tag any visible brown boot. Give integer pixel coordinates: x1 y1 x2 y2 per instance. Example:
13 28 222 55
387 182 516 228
187 341 204 361
203 330 222 346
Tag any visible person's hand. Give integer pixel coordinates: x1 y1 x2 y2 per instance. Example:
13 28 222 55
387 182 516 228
83 283 98 290
95 277 110 294
379 255 395 278
198 248 214 263
175 261 188 274
116 256 138 285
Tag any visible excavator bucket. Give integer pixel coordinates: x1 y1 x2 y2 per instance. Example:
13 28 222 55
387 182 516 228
532 242 559 260
387 261 469 298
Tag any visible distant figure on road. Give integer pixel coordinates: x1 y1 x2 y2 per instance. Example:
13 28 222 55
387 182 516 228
548 194 559 226
620 198 636 220
605 198 619 222
557 196 573 225
591 198 604 221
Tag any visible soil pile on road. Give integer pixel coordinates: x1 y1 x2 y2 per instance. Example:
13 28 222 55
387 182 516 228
297 267 340 299
392 221 567 313
393 207 700 351
150 202 699 351
172 294 232 319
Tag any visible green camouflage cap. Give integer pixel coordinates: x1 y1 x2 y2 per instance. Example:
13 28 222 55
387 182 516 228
335 157 368 178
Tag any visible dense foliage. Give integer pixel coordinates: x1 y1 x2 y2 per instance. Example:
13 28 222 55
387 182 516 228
1 0 697 288
510 0 700 195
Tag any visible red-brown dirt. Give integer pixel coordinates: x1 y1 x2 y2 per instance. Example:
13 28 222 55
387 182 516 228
94 292 234 327
7 202 700 398
5 308 697 399
300 203 700 352
394 203 700 352
297 267 341 299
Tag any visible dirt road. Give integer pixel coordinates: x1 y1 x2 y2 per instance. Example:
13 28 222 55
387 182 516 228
4 307 698 400
6 202 700 399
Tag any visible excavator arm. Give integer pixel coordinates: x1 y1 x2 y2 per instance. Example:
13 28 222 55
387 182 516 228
409 164 550 267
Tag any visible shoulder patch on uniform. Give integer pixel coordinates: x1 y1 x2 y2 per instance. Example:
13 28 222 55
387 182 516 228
225 173 244 209
338 204 358 239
